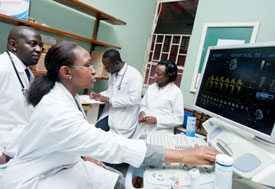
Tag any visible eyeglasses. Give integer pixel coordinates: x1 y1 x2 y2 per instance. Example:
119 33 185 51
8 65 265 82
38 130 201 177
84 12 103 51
68 65 95 71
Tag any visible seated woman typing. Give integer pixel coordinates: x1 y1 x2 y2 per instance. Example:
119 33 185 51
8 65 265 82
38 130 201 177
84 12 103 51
134 60 184 138
1 42 219 189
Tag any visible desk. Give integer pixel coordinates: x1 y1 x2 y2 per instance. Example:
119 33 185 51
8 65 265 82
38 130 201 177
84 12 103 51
125 133 270 189
125 166 268 189
82 103 101 125
80 95 105 125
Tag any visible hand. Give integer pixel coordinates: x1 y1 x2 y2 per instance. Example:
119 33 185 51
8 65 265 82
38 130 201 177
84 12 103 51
138 111 146 123
90 92 101 100
98 96 109 103
180 146 220 166
144 116 157 124
82 156 108 170
0 153 10 165
164 146 221 166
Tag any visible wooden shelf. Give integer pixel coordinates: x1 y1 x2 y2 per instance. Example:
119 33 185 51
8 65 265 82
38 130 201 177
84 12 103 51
30 69 46 75
95 77 108 80
1 1 123 83
52 0 126 25
0 13 121 49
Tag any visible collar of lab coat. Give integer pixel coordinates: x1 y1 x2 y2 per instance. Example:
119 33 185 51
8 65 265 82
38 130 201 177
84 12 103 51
117 62 128 76
54 82 86 118
156 82 174 91
6 51 28 73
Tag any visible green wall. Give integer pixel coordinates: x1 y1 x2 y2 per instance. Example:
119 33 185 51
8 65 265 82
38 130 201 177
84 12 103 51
0 0 157 92
2 0 274 108
181 0 275 109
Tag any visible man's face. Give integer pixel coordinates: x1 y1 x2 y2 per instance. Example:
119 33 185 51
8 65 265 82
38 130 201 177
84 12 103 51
102 57 118 74
15 29 43 66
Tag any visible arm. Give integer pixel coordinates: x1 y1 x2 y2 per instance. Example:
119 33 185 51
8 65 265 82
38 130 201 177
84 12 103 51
142 144 219 167
50 109 147 167
111 70 142 108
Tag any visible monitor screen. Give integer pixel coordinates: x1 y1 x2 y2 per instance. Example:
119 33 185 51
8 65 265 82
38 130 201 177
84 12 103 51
194 42 275 143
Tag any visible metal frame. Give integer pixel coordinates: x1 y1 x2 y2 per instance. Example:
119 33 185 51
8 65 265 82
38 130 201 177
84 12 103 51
143 33 190 86
142 0 190 87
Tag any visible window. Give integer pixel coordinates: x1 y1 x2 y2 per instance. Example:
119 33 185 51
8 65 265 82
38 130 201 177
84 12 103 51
143 0 198 87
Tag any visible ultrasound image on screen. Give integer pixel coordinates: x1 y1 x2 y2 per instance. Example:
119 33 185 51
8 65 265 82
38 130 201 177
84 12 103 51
196 47 275 135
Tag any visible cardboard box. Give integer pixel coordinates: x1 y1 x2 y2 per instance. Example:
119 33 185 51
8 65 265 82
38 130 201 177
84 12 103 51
30 53 47 72
91 51 109 78
0 0 30 21
30 44 51 72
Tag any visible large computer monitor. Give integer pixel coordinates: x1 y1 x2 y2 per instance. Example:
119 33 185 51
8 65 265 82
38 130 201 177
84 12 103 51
194 42 275 144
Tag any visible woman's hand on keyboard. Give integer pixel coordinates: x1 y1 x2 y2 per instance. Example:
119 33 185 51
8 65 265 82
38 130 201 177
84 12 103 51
181 146 220 166
164 146 221 166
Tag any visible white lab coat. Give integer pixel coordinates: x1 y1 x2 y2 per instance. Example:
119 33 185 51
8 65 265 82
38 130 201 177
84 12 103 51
99 63 143 138
2 82 147 189
134 83 184 138
0 51 34 157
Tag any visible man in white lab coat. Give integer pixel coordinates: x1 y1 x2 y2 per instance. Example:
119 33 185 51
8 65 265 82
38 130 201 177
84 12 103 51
90 49 143 138
0 26 43 164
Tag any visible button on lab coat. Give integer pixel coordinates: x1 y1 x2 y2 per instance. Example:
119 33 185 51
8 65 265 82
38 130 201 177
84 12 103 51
0 51 34 157
2 82 147 189
99 63 143 138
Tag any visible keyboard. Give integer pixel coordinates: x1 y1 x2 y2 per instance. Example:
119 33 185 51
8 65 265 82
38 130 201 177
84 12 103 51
146 133 208 150
144 134 215 187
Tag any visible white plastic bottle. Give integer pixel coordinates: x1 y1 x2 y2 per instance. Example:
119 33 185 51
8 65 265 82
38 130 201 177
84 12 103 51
186 115 196 137
189 167 200 189
214 154 233 189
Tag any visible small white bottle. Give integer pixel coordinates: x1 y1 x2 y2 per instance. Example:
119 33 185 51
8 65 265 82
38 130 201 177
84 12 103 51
214 154 233 189
189 167 200 189
186 115 196 137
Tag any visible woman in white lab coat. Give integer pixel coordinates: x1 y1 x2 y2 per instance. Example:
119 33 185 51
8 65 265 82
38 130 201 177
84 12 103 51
134 60 184 137
1 42 219 189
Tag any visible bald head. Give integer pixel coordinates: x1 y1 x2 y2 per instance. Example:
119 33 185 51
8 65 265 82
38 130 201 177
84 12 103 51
7 26 43 66
8 26 39 44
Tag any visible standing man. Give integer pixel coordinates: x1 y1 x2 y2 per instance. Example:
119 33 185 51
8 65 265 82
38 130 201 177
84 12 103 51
0 26 43 164
90 49 143 138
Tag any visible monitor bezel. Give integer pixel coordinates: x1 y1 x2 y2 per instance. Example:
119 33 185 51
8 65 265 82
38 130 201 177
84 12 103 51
193 42 275 144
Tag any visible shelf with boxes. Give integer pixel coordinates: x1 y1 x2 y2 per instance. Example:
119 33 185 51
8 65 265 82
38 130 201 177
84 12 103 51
174 108 211 136
0 0 126 79
51 0 127 79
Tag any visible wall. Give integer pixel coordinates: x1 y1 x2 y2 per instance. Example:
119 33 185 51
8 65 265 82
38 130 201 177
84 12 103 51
181 0 275 109
0 0 157 92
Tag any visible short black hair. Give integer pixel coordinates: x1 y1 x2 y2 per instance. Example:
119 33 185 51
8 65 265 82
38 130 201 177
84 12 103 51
103 49 122 63
158 60 178 82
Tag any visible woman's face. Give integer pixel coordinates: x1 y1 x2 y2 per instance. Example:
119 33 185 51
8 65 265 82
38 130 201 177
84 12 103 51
70 46 96 89
154 64 169 86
